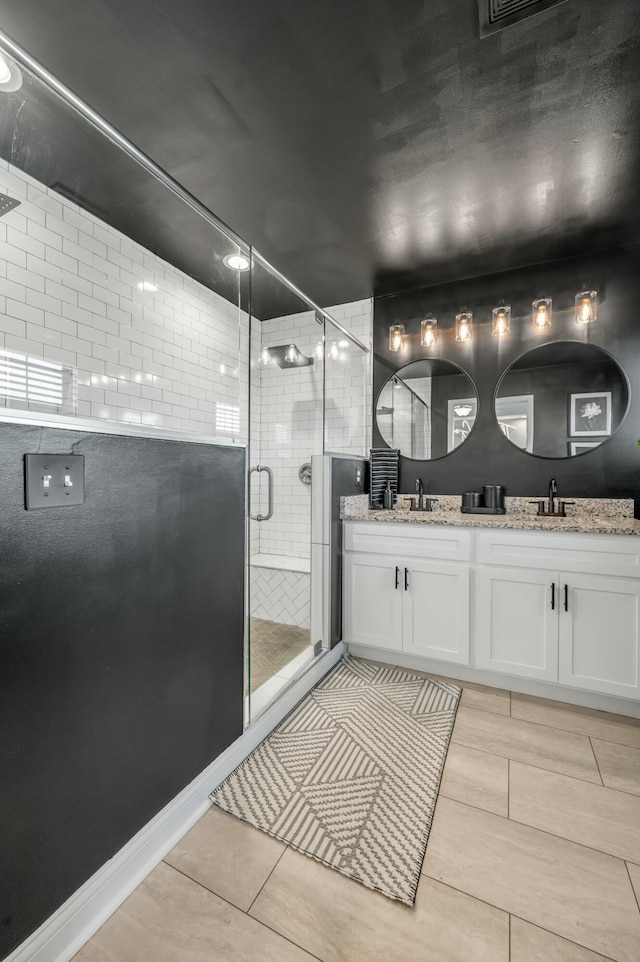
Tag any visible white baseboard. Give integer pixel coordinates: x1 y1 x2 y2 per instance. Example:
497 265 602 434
7 643 345 962
347 644 640 719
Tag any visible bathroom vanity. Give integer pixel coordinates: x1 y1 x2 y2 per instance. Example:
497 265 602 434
342 499 640 714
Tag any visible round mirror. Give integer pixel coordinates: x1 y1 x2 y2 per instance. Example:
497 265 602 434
495 341 630 459
376 359 478 460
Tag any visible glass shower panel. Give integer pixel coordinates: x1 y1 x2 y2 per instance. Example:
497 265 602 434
323 314 369 456
0 39 250 442
247 257 324 720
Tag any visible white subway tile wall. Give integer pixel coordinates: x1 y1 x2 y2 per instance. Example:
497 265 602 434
0 159 373 573
250 301 372 561
0 159 248 440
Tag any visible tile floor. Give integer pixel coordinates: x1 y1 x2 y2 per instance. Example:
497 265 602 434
74 664 640 962
248 617 310 692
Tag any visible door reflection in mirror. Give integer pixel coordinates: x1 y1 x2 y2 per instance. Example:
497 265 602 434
495 341 629 459
376 359 478 460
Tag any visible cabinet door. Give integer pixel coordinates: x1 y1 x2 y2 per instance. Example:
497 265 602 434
476 566 558 681
559 574 640 698
402 560 470 665
343 553 403 650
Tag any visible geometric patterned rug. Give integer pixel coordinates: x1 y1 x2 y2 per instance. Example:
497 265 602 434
211 656 460 904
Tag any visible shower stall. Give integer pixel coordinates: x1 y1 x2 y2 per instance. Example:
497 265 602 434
0 28 370 730
247 257 370 718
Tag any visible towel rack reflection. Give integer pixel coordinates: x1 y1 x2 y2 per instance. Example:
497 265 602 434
249 464 274 521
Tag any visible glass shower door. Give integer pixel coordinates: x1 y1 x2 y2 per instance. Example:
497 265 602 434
246 257 325 721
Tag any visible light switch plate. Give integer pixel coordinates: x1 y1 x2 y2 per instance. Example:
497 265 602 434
24 454 85 509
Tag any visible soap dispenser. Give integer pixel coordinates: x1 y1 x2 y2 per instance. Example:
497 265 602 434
383 481 394 510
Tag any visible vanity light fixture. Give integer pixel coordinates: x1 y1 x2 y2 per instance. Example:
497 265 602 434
223 253 250 271
260 346 272 366
492 305 511 337
420 317 438 348
575 290 598 325
389 323 406 352
455 311 473 343
532 297 552 332
454 403 473 417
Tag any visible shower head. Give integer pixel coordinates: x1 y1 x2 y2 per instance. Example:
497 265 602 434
0 192 21 218
263 344 313 369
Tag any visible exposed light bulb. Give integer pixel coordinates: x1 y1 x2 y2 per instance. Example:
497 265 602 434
579 299 591 322
328 342 339 360
261 347 271 366
286 344 297 363
492 305 510 337
532 297 552 331
455 311 473 343
314 341 324 359
575 290 597 325
388 324 405 352
420 318 438 348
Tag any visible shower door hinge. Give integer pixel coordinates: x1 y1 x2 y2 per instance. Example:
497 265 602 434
313 640 323 656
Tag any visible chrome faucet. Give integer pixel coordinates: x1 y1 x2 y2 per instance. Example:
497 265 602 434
549 478 558 514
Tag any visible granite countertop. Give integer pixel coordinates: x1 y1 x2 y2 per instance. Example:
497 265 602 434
341 495 640 537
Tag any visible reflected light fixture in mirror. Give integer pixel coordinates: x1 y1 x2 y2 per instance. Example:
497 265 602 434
532 297 552 332
455 311 473 342
575 290 598 324
420 317 438 348
492 305 511 337
389 323 406 352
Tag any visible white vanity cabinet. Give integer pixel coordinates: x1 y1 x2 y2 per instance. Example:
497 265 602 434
343 522 470 664
475 566 558 682
475 530 640 699
343 521 640 705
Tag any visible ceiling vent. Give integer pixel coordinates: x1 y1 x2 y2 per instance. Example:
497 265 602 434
479 0 568 37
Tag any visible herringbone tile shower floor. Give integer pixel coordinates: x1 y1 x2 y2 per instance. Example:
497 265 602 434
248 617 310 692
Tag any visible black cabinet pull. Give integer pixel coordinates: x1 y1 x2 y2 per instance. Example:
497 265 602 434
564 584 569 612
551 583 555 610
395 566 400 590
404 567 409 590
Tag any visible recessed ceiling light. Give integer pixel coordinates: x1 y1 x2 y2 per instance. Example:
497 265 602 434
136 280 158 292
223 253 250 271
0 54 22 92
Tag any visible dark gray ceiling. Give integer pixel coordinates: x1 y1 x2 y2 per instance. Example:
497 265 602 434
1 0 639 306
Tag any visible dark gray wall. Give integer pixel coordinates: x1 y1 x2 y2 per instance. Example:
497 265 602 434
373 244 640 502
0 424 245 959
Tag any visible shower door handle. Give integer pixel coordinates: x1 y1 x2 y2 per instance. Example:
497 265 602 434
249 465 274 521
